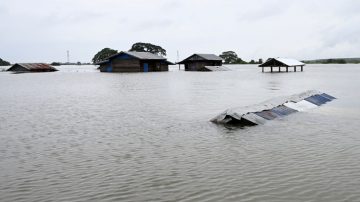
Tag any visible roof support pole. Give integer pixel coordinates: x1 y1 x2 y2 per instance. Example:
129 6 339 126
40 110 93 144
278 66 281 72
301 66 303 72
262 67 264 73
294 66 297 72
286 67 288 72
271 66 273 73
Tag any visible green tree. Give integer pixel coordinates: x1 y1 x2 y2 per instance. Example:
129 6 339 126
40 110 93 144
0 58 11 66
258 58 263 64
249 60 256 64
51 62 61 66
219 51 239 64
129 42 166 56
92 48 118 64
236 58 247 64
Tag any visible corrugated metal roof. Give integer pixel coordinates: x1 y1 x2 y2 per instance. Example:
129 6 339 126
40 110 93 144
125 51 167 60
254 110 280 120
277 58 305 66
196 54 223 61
179 54 223 63
259 58 305 67
271 105 298 116
15 63 57 71
305 94 332 106
284 100 318 112
211 90 336 126
109 51 167 60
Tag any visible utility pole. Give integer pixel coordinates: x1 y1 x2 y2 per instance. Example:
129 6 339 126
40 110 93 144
177 50 180 70
67 50 70 64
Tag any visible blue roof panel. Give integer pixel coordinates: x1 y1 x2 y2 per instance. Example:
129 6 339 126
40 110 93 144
254 110 280 120
271 105 298 116
321 93 336 100
305 94 332 106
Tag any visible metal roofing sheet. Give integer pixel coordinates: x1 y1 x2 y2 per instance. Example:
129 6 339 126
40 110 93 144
276 58 305 66
108 51 167 60
254 110 280 120
259 58 304 67
271 105 298 116
305 94 332 106
321 93 336 100
197 54 223 61
284 100 318 112
11 63 58 71
125 51 167 60
242 113 267 125
211 90 336 126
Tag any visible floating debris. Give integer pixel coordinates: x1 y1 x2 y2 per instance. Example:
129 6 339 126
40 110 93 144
211 90 336 126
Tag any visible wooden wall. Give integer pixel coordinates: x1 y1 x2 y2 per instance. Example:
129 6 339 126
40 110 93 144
100 59 169 72
112 58 141 72
184 61 222 71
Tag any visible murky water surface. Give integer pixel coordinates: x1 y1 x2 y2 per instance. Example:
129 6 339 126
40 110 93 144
1 64 360 202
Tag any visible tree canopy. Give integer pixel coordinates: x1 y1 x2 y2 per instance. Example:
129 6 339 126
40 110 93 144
219 51 239 64
129 42 166 56
0 58 11 66
219 51 258 64
92 48 118 64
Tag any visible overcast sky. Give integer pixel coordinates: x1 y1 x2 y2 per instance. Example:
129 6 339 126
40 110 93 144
0 0 359 63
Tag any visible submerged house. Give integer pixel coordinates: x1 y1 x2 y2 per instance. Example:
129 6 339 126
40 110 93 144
7 63 58 72
178 54 223 71
259 58 305 73
97 51 173 72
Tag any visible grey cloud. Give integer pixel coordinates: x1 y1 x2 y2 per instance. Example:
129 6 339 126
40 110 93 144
0 0 360 62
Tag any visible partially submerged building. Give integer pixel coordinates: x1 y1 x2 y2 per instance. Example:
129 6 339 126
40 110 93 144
97 51 173 72
211 90 336 126
178 54 223 71
7 63 58 72
259 58 305 73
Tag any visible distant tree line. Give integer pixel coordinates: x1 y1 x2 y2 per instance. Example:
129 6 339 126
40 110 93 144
92 42 166 64
219 51 263 64
303 58 360 64
0 58 11 66
50 62 91 66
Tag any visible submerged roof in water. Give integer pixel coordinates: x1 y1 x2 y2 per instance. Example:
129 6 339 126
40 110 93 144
211 90 336 126
7 63 58 72
259 58 305 67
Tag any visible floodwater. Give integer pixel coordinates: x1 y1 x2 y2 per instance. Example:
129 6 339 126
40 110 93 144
1 64 360 202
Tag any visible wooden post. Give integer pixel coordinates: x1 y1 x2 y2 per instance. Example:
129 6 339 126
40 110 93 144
262 67 264 73
294 66 297 72
278 66 281 72
301 66 303 72
271 66 273 73
286 67 288 72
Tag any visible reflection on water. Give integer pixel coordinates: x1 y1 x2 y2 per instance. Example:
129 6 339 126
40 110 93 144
266 80 281 91
1 64 360 202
